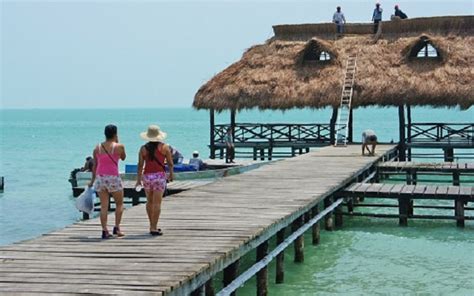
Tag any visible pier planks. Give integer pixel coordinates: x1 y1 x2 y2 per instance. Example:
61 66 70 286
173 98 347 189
0 145 395 295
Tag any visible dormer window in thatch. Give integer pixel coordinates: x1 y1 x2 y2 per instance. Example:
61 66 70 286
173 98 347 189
407 36 442 61
301 39 335 65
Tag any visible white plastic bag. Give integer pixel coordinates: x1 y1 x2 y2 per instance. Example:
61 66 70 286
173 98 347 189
75 186 96 215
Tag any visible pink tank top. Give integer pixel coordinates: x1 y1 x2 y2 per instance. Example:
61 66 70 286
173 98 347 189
96 143 120 176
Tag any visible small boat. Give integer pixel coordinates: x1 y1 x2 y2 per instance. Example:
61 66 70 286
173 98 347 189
69 160 266 197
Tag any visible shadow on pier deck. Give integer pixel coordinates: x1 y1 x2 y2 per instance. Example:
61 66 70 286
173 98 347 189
0 145 396 295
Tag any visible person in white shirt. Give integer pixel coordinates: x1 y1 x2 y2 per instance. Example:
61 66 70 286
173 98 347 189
333 6 346 34
362 129 378 156
189 151 204 171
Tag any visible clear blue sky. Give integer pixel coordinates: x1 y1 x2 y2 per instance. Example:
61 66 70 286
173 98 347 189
1 0 472 109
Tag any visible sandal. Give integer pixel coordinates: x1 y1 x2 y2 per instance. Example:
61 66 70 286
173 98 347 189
113 226 125 237
150 229 163 236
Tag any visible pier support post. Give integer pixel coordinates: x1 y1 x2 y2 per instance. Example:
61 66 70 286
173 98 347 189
453 171 460 186
292 216 304 263
257 241 269 296
335 204 343 228
455 200 465 228
348 107 353 143
205 279 215 296
398 198 409 227
312 207 321 245
324 198 334 231
443 148 454 162
406 104 412 161
330 107 338 145
276 228 285 284
210 108 215 159
398 105 406 161
223 260 239 296
191 285 205 296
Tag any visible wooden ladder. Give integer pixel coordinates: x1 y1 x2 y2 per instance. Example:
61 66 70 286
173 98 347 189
335 54 357 146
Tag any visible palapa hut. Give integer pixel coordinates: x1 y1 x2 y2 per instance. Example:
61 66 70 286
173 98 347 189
194 16 474 160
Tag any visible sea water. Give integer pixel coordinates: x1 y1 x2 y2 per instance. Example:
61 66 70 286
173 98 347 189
0 107 473 295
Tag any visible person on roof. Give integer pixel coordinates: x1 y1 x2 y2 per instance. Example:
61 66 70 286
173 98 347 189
372 3 383 34
333 6 346 34
394 4 408 19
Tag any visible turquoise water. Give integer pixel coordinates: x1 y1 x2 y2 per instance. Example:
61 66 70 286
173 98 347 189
0 107 473 294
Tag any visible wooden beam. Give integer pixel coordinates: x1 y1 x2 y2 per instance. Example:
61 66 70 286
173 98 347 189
398 105 406 161
406 105 412 161
275 229 285 284
230 109 236 139
256 241 269 296
210 109 215 159
330 107 338 145
223 260 239 296
348 107 353 143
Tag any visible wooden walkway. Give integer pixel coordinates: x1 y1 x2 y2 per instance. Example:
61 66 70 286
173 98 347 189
0 145 395 295
377 161 474 172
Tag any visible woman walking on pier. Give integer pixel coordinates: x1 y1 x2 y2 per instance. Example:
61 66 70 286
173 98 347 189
89 124 127 239
136 125 174 236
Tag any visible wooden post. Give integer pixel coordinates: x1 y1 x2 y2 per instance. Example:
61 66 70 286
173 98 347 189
312 207 321 245
223 260 239 296
191 285 205 296
324 198 334 231
406 105 412 161
205 279 215 296
398 105 406 161
398 198 409 226
455 200 465 228
230 109 236 139
276 228 285 284
453 171 460 186
444 148 454 162
348 107 353 143
256 241 269 296
335 204 343 228
210 109 216 159
330 107 338 145
292 216 304 263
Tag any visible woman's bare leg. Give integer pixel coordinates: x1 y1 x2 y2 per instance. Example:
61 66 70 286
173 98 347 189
111 190 124 228
98 191 110 231
152 191 164 230
145 190 154 231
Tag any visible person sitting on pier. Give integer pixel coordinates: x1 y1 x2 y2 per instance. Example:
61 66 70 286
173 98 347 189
224 128 235 163
362 129 378 156
189 151 205 171
81 156 94 172
88 124 127 239
332 6 346 34
136 125 174 236
170 146 184 164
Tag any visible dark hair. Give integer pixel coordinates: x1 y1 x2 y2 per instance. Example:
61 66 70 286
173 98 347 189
337 6 341 10
86 156 92 161
145 142 159 162
104 124 117 140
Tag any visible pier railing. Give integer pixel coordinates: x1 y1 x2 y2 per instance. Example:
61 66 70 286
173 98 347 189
407 123 474 146
214 123 335 144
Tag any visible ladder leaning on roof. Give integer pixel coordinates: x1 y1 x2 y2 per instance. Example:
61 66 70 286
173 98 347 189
335 54 358 146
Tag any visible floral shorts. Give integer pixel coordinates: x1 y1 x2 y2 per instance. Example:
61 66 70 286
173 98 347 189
94 175 123 193
142 172 167 192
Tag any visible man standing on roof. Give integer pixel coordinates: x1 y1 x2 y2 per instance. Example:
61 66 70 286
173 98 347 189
372 3 383 34
394 5 408 19
333 6 346 34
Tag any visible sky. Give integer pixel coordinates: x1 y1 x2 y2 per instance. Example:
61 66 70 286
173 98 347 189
1 0 472 109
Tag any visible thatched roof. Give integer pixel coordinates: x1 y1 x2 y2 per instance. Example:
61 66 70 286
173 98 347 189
194 16 474 111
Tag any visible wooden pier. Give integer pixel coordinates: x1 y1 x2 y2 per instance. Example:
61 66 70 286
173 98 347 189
0 145 411 295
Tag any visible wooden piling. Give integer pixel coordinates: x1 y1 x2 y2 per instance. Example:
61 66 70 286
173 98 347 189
453 171 460 186
223 260 239 296
398 198 409 226
324 198 334 231
312 207 321 245
276 229 285 284
335 204 343 228
210 108 215 159
455 200 465 228
256 241 269 296
292 216 304 263
444 148 454 162
398 105 406 161
191 285 205 296
205 279 215 296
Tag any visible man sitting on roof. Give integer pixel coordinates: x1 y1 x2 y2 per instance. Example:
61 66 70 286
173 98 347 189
362 129 377 156
394 5 408 19
332 6 346 34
